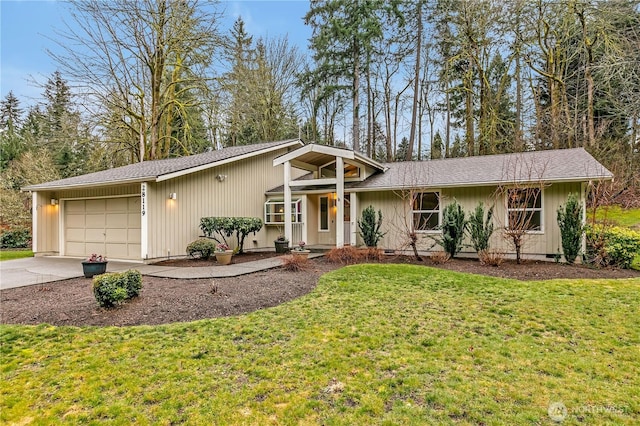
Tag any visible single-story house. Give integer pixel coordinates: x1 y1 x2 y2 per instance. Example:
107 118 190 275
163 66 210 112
23 139 612 261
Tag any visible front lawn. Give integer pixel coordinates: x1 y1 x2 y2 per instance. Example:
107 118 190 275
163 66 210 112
0 250 33 261
2 264 638 424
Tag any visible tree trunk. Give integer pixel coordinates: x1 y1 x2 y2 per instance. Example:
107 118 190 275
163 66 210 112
406 3 422 161
352 41 360 152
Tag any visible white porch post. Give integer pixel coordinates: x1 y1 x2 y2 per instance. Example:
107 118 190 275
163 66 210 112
301 195 308 244
140 182 149 260
31 192 38 254
284 160 292 245
350 192 357 246
336 156 344 247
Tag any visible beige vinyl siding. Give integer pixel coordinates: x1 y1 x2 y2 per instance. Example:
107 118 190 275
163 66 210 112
356 182 581 257
33 191 59 255
57 184 141 200
145 147 293 259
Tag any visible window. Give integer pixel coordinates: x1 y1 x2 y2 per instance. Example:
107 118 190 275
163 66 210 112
412 192 440 231
319 196 329 231
507 188 542 231
264 199 301 224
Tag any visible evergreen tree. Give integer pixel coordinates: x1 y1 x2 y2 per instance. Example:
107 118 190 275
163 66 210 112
0 91 25 169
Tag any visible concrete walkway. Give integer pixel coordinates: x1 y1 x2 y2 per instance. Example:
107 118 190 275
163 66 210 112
0 254 324 290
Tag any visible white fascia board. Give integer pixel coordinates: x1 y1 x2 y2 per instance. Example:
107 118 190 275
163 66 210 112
289 177 337 187
273 143 356 166
158 140 302 182
22 177 151 192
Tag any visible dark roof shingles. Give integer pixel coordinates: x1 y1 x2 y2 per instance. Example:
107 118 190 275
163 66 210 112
24 140 299 190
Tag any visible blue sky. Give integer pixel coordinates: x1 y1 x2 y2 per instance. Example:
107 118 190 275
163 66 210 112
0 0 312 107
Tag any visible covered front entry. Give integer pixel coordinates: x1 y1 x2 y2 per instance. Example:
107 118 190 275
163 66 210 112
272 144 386 248
64 196 141 260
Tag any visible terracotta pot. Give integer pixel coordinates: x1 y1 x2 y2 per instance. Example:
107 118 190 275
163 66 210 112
215 250 233 265
81 261 108 278
291 250 310 259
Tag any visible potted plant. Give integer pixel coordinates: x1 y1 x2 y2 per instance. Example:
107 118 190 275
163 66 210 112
214 243 233 265
82 253 108 278
291 241 311 259
274 235 290 253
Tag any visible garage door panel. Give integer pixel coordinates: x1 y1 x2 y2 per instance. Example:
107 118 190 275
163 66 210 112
106 243 128 259
85 228 105 242
66 242 85 256
86 243 105 255
107 213 128 228
64 196 140 260
86 214 105 228
128 229 141 243
66 214 86 228
129 244 141 258
128 213 140 228
106 228 127 242
85 199 106 212
106 198 128 211
66 228 85 242
66 200 85 212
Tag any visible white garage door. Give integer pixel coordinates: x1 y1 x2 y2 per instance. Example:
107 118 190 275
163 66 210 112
65 197 141 260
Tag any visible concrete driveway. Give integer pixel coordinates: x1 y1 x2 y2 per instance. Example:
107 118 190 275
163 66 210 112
0 257 147 290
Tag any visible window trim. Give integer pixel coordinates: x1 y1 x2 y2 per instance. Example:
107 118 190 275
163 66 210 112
505 187 544 234
264 199 302 225
319 195 330 232
412 191 441 234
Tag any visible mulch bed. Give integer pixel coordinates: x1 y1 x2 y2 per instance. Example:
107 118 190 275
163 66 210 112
1 256 638 327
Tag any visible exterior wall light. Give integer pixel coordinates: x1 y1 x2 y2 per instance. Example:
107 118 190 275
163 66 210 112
168 193 177 200
50 198 59 206
216 174 227 182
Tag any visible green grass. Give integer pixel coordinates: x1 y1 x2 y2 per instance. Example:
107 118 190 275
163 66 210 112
590 206 640 229
2 265 639 424
0 249 33 261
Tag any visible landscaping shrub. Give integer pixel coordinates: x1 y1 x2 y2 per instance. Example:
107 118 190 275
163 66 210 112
0 227 31 249
467 202 494 253
435 200 466 258
93 269 142 308
123 270 142 298
357 205 385 247
557 193 583 264
326 246 365 265
478 249 505 267
281 255 309 271
362 247 384 261
429 250 451 264
199 217 263 254
586 225 640 269
186 239 216 259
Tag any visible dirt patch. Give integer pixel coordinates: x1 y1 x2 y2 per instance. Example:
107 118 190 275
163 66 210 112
1 256 637 327
152 251 281 267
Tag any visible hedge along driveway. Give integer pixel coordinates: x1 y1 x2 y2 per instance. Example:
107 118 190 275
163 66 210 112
1 264 639 424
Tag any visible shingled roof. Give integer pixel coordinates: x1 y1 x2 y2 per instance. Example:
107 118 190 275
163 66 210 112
266 148 612 194
24 139 302 191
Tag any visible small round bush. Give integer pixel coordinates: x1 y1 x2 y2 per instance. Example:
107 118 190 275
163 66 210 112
186 239 216 259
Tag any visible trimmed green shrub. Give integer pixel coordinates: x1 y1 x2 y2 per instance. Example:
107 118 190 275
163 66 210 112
467 202 494 253
123 270 142 298
357 205 385 247
93 269 142 308
586 225 640 269
435 200 467 258
199 217 263 254
0 227 31 248
557 193 583 264
186 239 216 259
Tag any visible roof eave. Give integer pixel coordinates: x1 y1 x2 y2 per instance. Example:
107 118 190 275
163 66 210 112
22 177 152 192
157 139 303 182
